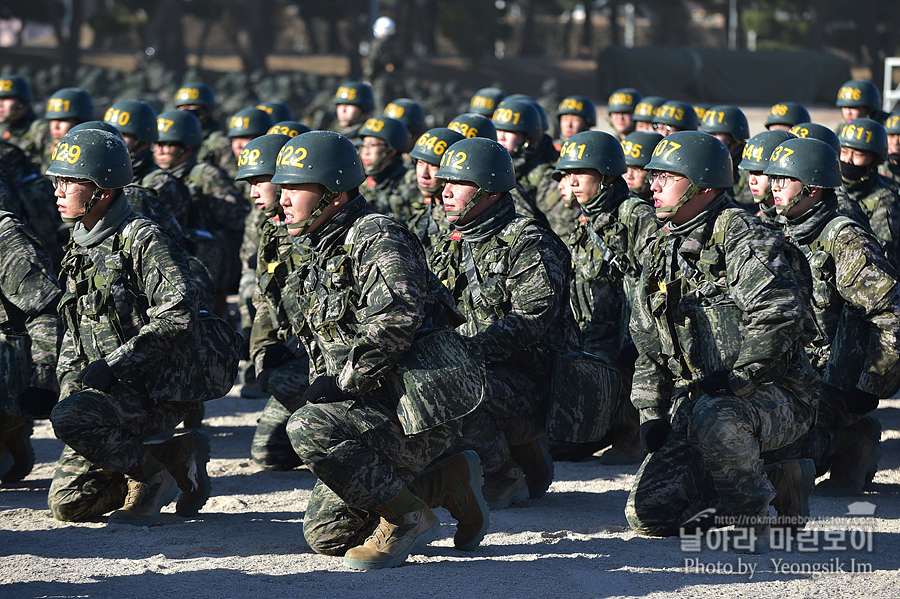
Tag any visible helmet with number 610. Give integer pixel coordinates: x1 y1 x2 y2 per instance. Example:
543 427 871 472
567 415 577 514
270 131 365 193
410 128 465 166
436 137 515 193
104 100 158 143
45 128 133 189
552 131 626 180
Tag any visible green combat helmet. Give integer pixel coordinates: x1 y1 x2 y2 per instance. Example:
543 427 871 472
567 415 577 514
334 81 375 112
271 131 366 233
104 100 159 143
644 130 733 220
790 122 841 154
0 75 34 104
740 130 796 172
633 96 666 125
267 120 311 137
256 100 294 123
469 87 506 117
492 98 542 144
436 137 515 220
552 130 626 181
235 133 292 188
700 105 750 141
447 113 497 141
558 95 598 127
227 108 275 139
836 79 882 116
385 98 427 139
765 102 810 130
621 131 664 168
174 82 217 110
157 110 203 148
652 100 700 133
838 117 888 161
885 112 900 136
504 94 550 132
44 88 94 122
607 88 642 116
410 127 465 166
764 137 842 215
359 114 411 153
68 120 125 140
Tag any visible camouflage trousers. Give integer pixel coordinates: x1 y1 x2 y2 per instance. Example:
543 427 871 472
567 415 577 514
47 385 196 521
238 263 257 335
287 394 457 556
442 364 547 474
626 385 816 537
252 397 302 470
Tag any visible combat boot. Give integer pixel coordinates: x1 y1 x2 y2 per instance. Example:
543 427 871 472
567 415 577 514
598 426 646 465
816 425 881 496
509 435 554 499
108 462 179 527
481 459 529 510
181 403 205 429
733 511 772 555
411 450 489 551
0 422 35 484
764 458 815 530
147 430 212 516
343 485 439 571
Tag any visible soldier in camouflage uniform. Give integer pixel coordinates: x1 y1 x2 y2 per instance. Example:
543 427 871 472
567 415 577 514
46 128 211 526
651 100 699 137
626 132 818 546
0 76 38 153
836 79 887 125
0 208 61 484
606 88 641 141
26 88 95 172
430 137 579 508
764 102 810 132
277 131 489 570
739 129 796 227
329 81 375 144
621 131 664 202
879 111 900 187
699 106 750 207
765 137 900 496
174 82 228 171
837 118 900 269
468 87 506 118
555 94 597 149
549 131 660 465
357 115 411 217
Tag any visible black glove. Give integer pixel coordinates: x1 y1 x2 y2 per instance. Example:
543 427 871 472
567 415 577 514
303 375 352 405
261 344 295 370
17 387 59 418
256 368 273 393
639 419 671 453
699 370 733 396
846 388 880 414
78 359 117 393
239 334 250 361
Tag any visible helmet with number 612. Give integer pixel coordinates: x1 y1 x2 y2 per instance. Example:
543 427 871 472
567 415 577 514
436 137 515 193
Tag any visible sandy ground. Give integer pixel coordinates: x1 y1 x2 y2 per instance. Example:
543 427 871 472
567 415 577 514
1 383 898 598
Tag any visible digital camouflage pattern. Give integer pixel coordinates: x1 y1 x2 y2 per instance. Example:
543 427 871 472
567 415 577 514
360 157 408 217
842 174 900 269
251 395 304 470
0 109 38 163
198 130 239 179
395 168 451 258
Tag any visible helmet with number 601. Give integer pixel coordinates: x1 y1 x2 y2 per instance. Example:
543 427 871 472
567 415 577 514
235 134 293 181
270 131 365 193
558 95 598 127
552 131 626 181
44 88 94 122
644 130 733 188
104 100 158 143
764 137 841 188
156 110 203 148
45 128 133 189
436 137 515 193
410 128 465 166
0 75 33 104
739 130 796 172
765 102 810 129
838 118 888 161
267 120 311 137
174 82 217 110
228 108 275 138
333 81 375 112
621 131 664 167
447 113 497 141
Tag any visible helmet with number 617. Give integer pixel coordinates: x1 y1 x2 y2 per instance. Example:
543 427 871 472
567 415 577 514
270 131 365 193
45 128 133 189
436 137 515 193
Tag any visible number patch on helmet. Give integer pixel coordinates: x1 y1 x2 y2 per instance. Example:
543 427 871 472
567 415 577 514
838 86 862 102
471 96 496 110
104 108 131 126
440 149 468 170
559 98 585 111
47 99 71 113
0 80 14 92
448 121 478 138
336 86 358 100
230 116 248 130
657 105 684 121
607 94 632 107
363 118 385 133
238 147 261 167
840 123 873 144
493 108 521 125
559 141 586 160
742 142 766 162
415 133 448 156
51 142 82 164
385 103 405 118
769 145 795 164
770 104 789 117
176 87 200 101
621 140 643 159
703 110 725 126
652 139 681 159
267 124 302 137
886 115 900 131
277 145 308 168
158 118 175 132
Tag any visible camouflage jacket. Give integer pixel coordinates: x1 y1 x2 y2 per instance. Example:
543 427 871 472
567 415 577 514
0 210 62 394
782 193 900 398
169 155 249 234
429 193 578 378
513 151 559 225
122 184 187 246
361 157 408 217
0 109 37 158
197 127 238 179
132 149 194 229
57 196 199 398
397 169 450 259
842 174 900 270
280 194 454 396
879 161 900 190
569 178 659 356
18 119 55 173
630 194 815 423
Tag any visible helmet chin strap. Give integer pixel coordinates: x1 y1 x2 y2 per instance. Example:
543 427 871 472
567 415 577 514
774 184 811 216
752 189 773 206
286 189 335 234
364 148 392 175
445 187 487 220
62 187 105 224
655 182 699 221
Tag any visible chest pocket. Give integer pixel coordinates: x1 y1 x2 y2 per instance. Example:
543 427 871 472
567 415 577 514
303 254 354 343
476 246 512 312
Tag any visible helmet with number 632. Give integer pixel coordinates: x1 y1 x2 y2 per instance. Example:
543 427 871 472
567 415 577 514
410 128 465 166
621 131 664 168
270 131 365 192
45 128 133 189
764 137 841 188
644 130 733 188
156 110 203 148
552 131 626 180
235 134 293 181
104 100 158 143
436 137 515 193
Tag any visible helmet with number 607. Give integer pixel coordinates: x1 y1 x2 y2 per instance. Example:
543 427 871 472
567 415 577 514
156 110 203 148
644 130 733 188
104 100 158 143
552 131 626 181
235 134 293 181
270 131 365 193
764 137 842 189
45 128 133 189
409 128 465 166
436 137 515 193
447 113 497 141
621 131 664 168
45 88 94 122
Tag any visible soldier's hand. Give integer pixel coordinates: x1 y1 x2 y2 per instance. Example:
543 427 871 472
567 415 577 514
846 388 879 414
639 419 671 453
78 359 117 393
17 386 59 419
699 370 733 396
261 344 295 370
303 375 353 404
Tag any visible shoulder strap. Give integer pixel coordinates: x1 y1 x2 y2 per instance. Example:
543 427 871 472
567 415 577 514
710 207 745 246
810 215 856 254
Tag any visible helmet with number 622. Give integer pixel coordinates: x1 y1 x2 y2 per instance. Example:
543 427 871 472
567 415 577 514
552 131 626 180
436 137 515 193
270 131 365 193
410 128 465 166
644 130 733 188
45 128 133 189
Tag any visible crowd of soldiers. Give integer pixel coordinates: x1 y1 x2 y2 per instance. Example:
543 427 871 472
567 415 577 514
0 69 897 569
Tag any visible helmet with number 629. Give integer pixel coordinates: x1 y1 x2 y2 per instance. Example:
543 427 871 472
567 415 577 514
45 128 133 189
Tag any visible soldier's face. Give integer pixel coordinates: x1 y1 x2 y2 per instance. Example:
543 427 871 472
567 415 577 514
50 119 78 140
231 136 254 159
0 97 25 123
747 171 771 205
770 176 808 217
280 182 334 235
623 165 649 192
336 104 364 127
842 107 866 123
248 175 278 213
767 123 792 132
560 114 589 140
360 137 392 168
496 130 527 153
53 177 96 219
635 120 655 132
153 142 187 168
564 168 604 205
442 181 486 225
650 170 690 219
888 134 900 159
608 112 633 136
416 160 441 192
840 146 876 167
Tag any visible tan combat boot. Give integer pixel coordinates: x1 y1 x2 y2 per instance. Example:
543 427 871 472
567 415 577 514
817 424 882 496
482 459 529 510
764 458 815 530
147 430 212 516
411 450 489 551
509 435 555 499
108 460 179 527
343 485 439 571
